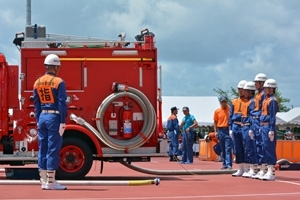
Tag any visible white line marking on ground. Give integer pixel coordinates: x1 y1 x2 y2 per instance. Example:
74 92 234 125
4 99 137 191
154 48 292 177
11 192 300 200
276 180 300 186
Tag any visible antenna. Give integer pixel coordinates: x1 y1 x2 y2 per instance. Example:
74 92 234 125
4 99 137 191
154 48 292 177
26 0 31 25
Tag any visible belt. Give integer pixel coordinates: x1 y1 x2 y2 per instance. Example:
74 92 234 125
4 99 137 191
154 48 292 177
234 122 242 125
253 116 259 119
217 127 228 129
42 110 60 114
260 122 269 126
241 123 250 127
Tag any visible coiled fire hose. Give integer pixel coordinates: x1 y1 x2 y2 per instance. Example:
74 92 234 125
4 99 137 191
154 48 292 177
93 82 156 151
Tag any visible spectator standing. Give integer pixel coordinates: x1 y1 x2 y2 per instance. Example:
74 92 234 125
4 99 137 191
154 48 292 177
214 96 232 169
180 107 198 164
166 106 180 161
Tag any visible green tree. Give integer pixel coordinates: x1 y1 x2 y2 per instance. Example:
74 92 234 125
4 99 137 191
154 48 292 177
213 87 290 112
213 87 238 105
275 90 290 112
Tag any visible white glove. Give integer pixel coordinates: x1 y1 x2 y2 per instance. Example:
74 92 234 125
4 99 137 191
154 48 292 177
59 123 66 136
174 130 177 135
229 130 233 139
249 130 254 140
269 131 274 142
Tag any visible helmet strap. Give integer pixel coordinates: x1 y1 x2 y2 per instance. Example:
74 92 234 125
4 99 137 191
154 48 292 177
53 66 59 76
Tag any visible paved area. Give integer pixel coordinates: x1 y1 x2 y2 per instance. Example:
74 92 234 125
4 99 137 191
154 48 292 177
0 157 299 200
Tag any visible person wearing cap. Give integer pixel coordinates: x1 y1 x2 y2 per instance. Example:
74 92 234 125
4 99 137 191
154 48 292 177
240 82 258 178
259 79 279 181
230 80 249 176
252 73 268 179
166 106 180 161
284 127 293 140
33 54 68 190
179 107 198 164
214 96 232 169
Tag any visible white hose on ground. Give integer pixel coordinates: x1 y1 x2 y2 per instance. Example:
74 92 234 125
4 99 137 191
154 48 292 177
120 161 237 175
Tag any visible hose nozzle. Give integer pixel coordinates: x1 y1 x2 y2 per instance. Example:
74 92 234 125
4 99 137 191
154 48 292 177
70 113 85 125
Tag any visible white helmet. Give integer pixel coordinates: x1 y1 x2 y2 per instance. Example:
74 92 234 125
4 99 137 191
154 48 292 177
254 73 267 82
243 81 256 90
237 80 247 89
263 79 277 88
44 54 61 66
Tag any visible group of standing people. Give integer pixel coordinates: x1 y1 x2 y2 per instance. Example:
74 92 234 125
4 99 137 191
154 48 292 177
213 73 279 181
166 107 198 164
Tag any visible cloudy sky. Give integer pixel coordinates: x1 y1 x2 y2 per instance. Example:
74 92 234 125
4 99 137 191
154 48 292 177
1 0 299 107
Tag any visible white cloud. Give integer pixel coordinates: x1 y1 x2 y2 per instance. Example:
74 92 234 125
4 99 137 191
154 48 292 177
0 0 299 108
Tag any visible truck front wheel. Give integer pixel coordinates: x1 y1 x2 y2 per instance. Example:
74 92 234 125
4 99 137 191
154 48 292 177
56 137 93 180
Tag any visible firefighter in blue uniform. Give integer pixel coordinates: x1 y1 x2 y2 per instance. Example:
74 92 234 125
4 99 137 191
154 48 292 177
33 54 68 190
240 82 258 178
180 107 198 164
167 106 180 161
230 80 249 177
259 79 279 181
252 73 268 179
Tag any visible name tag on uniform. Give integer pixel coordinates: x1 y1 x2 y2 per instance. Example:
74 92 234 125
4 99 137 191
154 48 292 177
37 85 55 104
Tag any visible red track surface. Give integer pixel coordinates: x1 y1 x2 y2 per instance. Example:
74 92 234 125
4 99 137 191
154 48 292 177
0 157 300 200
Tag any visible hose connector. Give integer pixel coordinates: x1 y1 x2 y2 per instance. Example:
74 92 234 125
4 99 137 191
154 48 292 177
70 113 86 125
111 82 126 92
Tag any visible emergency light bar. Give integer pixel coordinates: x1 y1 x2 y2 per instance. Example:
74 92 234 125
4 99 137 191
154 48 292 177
41 50 67 56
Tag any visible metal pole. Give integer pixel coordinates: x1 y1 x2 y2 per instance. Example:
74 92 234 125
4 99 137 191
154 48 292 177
26 0 31 26
0 178 160 186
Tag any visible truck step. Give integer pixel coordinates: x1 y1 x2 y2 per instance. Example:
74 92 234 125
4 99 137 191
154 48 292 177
5 168 40 180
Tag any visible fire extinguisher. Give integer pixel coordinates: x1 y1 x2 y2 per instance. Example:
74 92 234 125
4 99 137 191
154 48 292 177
122 103 132 138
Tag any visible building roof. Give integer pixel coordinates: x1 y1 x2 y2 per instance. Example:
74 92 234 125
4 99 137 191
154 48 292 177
276 107 300 125
162 96 220 127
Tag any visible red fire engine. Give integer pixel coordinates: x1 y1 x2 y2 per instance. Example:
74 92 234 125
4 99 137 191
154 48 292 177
0 25 165 179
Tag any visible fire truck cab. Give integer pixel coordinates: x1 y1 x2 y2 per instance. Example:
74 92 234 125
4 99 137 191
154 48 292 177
0 25 165 179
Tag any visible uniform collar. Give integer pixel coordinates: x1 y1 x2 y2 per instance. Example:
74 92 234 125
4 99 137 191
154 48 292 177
46 72 56 76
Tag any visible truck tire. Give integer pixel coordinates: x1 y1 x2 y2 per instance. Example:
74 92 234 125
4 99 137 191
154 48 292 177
56 137 93 180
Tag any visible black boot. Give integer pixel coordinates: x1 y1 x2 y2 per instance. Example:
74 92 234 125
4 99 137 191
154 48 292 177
173 155 179 162
169 156 174 162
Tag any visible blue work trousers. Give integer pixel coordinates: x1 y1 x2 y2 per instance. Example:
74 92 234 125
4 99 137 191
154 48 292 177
232 123 244 164
38 113 63 170
213 143 221 156
168 131 179 156
242 125 258 164
261 125 277 165
218 128 232 168
253 119 267 165
181 130 194 163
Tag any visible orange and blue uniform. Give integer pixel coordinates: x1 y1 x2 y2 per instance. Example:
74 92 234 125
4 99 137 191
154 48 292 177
229 97 248 164
260 95 279 165
214 106 232 168
241 97 257 165
166 114 180 157
252 89 267 165
34 72 67 171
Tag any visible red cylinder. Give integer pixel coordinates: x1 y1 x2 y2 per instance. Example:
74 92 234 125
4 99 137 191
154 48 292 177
123 109 132 138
